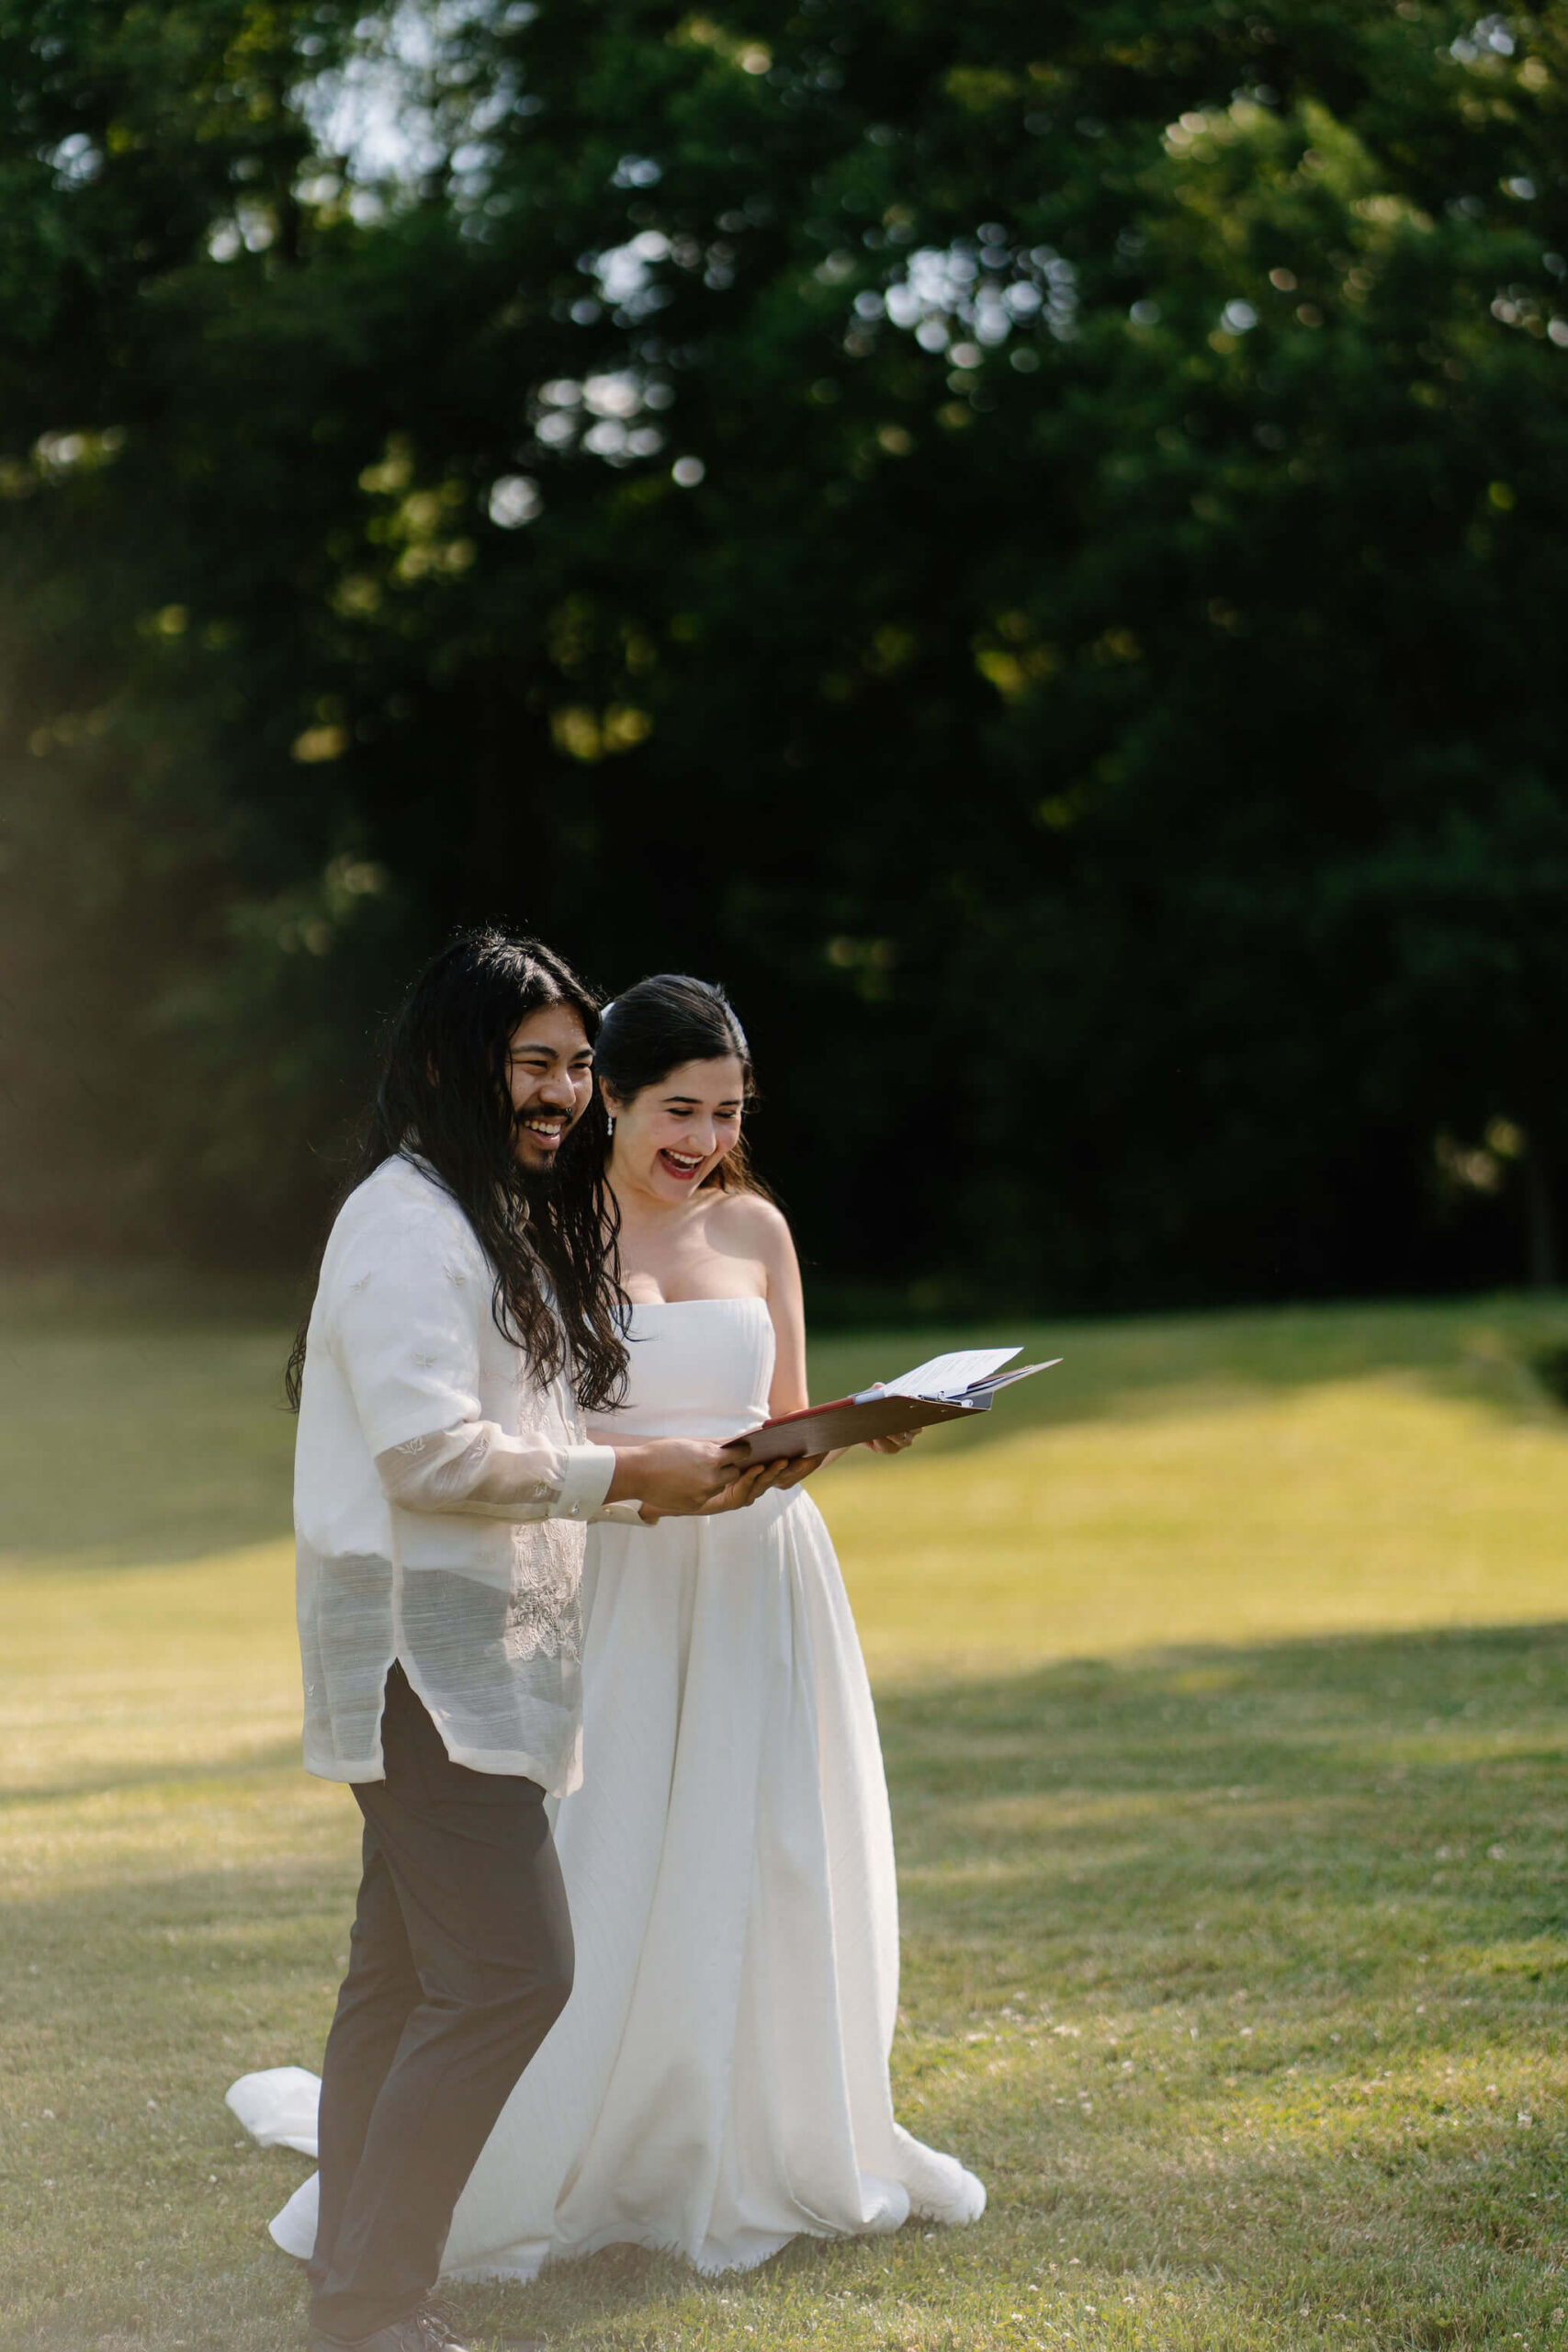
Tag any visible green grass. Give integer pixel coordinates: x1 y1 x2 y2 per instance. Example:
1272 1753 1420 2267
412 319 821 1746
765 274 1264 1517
5 1288 1568 2351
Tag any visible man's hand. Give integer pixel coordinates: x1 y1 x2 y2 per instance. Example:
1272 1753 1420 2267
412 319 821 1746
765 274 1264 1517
695 1448 828 1510
606 1437 789 1521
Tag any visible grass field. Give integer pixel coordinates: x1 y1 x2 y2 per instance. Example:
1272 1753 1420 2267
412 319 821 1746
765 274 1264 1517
5 1282 1568 2351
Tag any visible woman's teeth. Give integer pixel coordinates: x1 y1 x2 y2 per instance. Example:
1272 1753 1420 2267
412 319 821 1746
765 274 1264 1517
660 1149 703 1178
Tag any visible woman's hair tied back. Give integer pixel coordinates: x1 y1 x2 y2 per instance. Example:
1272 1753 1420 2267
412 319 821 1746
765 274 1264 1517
596 974 769 1197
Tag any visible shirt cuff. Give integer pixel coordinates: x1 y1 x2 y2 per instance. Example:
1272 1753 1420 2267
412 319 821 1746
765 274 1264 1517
556 1442 618 1521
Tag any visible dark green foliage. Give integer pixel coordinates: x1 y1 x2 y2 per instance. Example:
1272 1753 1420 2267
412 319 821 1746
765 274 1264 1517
2 0 1566 1304
1531 1341 1568 1409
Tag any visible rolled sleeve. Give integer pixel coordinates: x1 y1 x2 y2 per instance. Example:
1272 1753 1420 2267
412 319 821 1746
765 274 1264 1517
375 1424 571 1520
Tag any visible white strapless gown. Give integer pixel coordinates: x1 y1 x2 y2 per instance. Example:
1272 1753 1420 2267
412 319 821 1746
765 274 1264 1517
233 1296 983 2279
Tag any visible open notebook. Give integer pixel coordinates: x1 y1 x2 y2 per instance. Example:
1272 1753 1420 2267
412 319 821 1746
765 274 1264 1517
726 1346 1059 1464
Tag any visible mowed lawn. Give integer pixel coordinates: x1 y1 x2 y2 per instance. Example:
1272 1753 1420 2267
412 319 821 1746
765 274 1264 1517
4 1283 1568 2351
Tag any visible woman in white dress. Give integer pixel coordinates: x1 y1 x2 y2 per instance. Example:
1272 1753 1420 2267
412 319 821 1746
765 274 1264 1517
438 974 985 2280
253 975 983 2281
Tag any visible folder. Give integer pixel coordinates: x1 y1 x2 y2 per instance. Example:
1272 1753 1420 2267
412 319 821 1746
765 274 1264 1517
725 1347 1060 1464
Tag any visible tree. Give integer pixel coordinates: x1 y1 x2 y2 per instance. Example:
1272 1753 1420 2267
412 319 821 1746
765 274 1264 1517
3 0 1566 1304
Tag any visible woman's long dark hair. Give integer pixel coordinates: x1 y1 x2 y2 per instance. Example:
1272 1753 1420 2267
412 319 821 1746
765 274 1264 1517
593 975 773 1198
286 928 628 1412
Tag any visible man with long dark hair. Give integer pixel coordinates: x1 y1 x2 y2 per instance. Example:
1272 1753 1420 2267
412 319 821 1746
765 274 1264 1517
290 930 780 2352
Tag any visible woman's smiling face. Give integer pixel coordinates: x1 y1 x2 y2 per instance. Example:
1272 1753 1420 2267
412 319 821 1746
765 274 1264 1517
604 1054 746 1204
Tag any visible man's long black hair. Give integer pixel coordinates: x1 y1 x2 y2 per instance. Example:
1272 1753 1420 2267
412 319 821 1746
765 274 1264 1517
285 927 628 1414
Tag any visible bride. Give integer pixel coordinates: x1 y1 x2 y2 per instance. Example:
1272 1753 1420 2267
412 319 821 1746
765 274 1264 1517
251 973 983 2279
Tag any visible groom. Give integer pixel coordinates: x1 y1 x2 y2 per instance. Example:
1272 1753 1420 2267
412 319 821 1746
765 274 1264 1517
293 929 782 2352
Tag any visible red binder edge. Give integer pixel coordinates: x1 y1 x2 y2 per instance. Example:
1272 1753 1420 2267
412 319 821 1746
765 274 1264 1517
723 1392 979 1464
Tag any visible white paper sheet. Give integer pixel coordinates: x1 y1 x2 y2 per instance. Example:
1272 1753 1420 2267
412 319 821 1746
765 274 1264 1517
871 1347 1022 1402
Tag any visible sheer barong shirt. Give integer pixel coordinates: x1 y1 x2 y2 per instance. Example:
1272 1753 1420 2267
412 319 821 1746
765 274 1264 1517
294 1152 640 1792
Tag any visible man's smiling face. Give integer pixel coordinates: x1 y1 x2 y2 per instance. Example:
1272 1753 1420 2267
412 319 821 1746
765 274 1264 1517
505 1002 594 1176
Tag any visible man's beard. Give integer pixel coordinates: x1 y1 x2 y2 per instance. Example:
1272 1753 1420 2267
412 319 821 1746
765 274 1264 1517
514 1123 565 1202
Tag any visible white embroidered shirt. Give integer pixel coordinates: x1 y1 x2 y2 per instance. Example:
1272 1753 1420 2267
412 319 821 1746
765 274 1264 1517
294 1152 640 1792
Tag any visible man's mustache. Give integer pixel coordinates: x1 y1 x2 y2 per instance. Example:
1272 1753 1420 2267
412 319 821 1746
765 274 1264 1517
513 1101 579 1193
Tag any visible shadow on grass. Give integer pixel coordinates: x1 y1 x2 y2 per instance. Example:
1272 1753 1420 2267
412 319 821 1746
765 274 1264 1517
0 1736 305 1809
0 1322 297 1566
874 1619 1568 2024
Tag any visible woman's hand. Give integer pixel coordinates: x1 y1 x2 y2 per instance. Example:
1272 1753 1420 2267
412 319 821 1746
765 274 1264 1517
719 1429 917 1493
675 1444 830 1515
695 1452 820 1513
609 1437 776 1521
757 1450 828 1490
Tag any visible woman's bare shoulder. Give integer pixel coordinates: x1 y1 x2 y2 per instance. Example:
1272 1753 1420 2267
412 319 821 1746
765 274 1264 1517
703 1188 794 1255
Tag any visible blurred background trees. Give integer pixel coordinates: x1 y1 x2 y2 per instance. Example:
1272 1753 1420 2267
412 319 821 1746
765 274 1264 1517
2 0 1565 1311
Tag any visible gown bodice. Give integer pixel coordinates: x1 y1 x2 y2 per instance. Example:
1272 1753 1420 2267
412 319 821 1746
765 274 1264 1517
587 1297 775 1444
